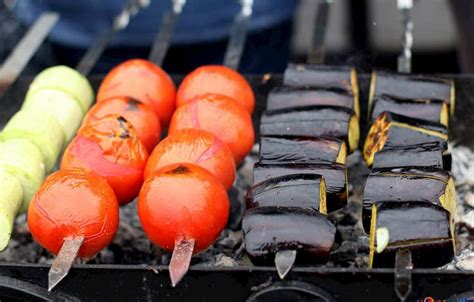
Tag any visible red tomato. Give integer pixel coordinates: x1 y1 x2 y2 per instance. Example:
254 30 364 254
61 115 148 205
169 93 255 163
83 97 161 153
28 169 119 258
176 65 255 114
97 59 176 126
138 163 229 253
144 129 236 190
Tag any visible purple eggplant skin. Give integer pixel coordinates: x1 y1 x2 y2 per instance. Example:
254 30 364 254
371 202 454 268
253 162 347 212
372 142 444 170
283 64 355 92
259 135 345 165
242 207 336 265
370 95 447 126
267 87 354 111
246 174 325 213
260 105 358 152
362 167 453 232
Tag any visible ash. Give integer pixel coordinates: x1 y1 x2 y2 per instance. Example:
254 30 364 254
1 145 472 270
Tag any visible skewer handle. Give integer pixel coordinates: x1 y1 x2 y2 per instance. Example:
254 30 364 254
307 0 333 65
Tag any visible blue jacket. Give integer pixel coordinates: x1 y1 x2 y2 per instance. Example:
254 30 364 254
13 0 297 48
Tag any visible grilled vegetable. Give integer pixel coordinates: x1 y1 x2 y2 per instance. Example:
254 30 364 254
362 167 455 232
369 202 454 268
0 170 23 251
260 106 359 153
369 71 454 116
243 207 336 264
259 136 347 165
372 142 444 170
370 95 448 127
363 111 448 167
247 174 327 213
267 87 359 118
253 162 347 212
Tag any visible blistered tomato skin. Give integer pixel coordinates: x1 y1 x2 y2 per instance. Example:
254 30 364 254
83 97 161 153
138 163 230 253
28 169 119 259
61 115 148 205
169 93 255 163
97 59 176 126
176 65 255 114
144 129 236 190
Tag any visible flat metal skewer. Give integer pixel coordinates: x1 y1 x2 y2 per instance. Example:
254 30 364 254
397 0 413 73
308 0 333 65
169 237 195 287
0 12 59 98
48 236 84 291
76 0 151 76
148 0 186 66
275 250 297 279
223 0 254 70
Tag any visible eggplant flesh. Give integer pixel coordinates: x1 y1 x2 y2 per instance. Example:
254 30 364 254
253 162 348 212
260 105 360 153
369 202 454 268
363 111 448 166
243 207 336 264
267 87 359 117
247 174 326 214
369 71 454 115
372 142 444 170
259 135 346 165
370 95 448 127
362 167 455 232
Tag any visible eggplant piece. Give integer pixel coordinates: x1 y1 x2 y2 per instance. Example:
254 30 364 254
267 87 359 118
369 71 455 116
260 106 360 153
246 174 327 214
259 136 347 165
363 111 448 166
253 162 347 212
243 207 336 264
370 95 449 127
362 167 456 232
372 142 444 170
369 202 454 268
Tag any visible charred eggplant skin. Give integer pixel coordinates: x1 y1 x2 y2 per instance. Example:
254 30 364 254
370 95 448 126
259 135 345 165
246 174 325 213
362 167 453 232
283 64 355 91
267 87 354 112
370 202 454 268
253 162 348 212
372 142 444 170
370 71 454 115
242 207 336 264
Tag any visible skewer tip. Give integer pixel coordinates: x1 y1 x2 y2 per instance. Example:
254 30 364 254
47 236 84 291
275 250 297 279
169 237 195 287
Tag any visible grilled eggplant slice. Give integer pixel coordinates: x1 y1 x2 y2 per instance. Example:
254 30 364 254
267 87 359 118
369 202 454 268
260 106 360 153
370 95 449 127
362 167 455 232
372 142 444 170
253 162 347 212
363 111 448 166
243 207 336 264
260 136 347 165
246 174 327 213
369 71 455 116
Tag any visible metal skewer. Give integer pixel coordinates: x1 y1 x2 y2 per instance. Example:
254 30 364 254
169 237 195 287
397 0 413 73
223 0 254 70
48 236 84 291
0 12 59 98
148 0 186 66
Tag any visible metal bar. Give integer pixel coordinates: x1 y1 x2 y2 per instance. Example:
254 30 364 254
223 0 254 70
76 0 151 75
307 0 333 64
0 12 59 98
397 0 413 73
148 0 186 66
